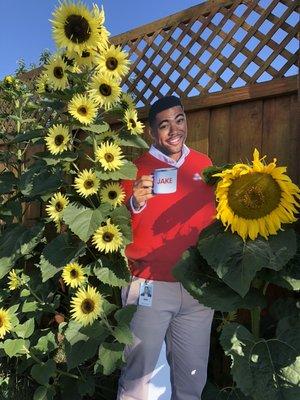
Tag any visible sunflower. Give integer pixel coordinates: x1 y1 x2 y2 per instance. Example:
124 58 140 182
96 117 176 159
68 93 98 125
62 262 85 288
92 4 110 49
46 192 69 223
100 182 125 208
92 219 123 253
96 129 119 144
52 2 101 53
74 169 100 197
89 72 121 110
120 92 136 110
124 108 145 135
73 48 97 67
45 124 71 155
95 141 124 171
44 56 69 90
7 269 21 291
0 308 12 339
35 73 53 94
70 285 103 326
214 149 300 241
96 45 130 80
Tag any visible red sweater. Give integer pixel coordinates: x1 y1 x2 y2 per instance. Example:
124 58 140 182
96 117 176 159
122 149 216 281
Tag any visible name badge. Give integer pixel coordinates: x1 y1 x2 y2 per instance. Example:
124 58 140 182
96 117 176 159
138 281 153 307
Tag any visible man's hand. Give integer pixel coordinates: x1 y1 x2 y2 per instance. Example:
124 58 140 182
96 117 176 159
132 175 154 210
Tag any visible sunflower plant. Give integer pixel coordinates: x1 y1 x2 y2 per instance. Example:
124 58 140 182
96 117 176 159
174 149 300 400
0 1 148 399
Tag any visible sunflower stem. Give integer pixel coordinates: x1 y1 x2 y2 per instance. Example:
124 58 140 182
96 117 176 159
251 306 261 339
25 283 44 304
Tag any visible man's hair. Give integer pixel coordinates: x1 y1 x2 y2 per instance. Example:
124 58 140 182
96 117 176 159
148 95 183 127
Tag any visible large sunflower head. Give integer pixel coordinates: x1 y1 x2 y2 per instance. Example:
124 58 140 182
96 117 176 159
95 45 130 80
95 141 124 171
44 55 69 90
68 93 98 125
74 169 100 198
7 269 21 291
70 285 103 326
0 308 12 339
214 149 300 241
46 192 69 223
45 124 71 155
89 72 121 110
124 108 145 135
92 219 123 253
62 262 85 288
100 182 125 208
52 1 103 53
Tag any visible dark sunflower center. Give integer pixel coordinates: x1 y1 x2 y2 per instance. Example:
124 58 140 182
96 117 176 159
84 179 94 189
53 67 64 79
78 106 87 116
104 153 114 162
82 50 90 58
108 190 117 200
64 15 91 44
227 172 282 219
129 118 137 128
70 269 78 278
54 134 65 146
106 57 118 71
55 201 63 212
81 299 95 314
99 83 112 97
103 232 114 242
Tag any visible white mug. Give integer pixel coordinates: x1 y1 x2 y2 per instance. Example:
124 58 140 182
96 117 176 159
152 167 177 194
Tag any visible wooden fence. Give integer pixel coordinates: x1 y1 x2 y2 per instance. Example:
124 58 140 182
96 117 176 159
109 0 299 182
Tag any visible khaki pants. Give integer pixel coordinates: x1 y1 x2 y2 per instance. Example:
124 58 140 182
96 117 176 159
117 277 214 400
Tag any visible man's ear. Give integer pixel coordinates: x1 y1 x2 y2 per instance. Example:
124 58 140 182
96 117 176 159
148 126 155 140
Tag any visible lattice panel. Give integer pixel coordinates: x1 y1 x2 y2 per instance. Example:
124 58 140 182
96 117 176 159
111 0 299 107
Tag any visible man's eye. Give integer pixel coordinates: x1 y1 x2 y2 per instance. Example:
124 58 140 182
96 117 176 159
160 124 169 130
176 118 184 124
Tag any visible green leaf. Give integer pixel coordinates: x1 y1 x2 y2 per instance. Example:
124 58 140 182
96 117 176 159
173 247 267 312
80 122 109 134
0 223 44 279
113 324 133 345
110 205 132 245
33 386 55 400
118 132 149 148
21 300 38 313
198 222 297 297
93 255 131 287
114 305 137 325
11 129 44 144
34 151 78 166
220 323 300 400
40 233 86 281
78 375 95 396
96 160 137 181
202 381 251 400
31 359 56 386
98 342 125 375
14 318 35 339
62 203 107 242
64 321 108 370
0 171 17 194
3 338 28 357
33 331 57 354
269 298 299 321
276 316 300 353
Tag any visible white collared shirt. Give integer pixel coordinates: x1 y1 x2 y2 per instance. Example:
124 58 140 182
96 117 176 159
130 144 190 213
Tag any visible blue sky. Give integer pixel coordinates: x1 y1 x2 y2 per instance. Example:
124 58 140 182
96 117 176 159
0 0 205 78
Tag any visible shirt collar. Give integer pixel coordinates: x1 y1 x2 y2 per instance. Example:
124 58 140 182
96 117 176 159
149 144 190 168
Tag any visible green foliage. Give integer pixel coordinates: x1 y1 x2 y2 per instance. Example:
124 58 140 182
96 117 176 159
197 221 297 297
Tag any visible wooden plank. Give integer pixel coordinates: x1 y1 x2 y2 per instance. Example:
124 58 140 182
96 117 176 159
110 1 235 45
262 94 299 184
126 76 297 121
185 109 210 154
209 106 231 164
229 100 263 163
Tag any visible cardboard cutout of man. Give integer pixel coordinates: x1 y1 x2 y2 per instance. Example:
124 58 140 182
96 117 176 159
118 96 215 400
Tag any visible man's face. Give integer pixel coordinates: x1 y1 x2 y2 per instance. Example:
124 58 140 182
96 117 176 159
150 105 187 161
